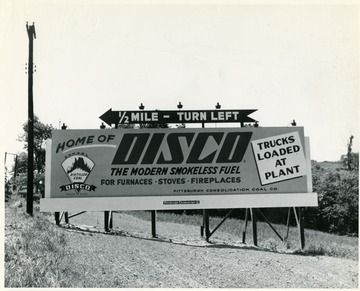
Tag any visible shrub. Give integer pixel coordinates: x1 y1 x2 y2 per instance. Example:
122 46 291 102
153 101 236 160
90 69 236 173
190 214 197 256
305 164 359 235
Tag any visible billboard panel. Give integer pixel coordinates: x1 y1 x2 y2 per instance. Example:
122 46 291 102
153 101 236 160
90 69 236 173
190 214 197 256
41 127 317 211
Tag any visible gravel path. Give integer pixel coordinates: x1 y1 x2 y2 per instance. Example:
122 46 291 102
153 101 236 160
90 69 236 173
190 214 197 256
55 211 358 288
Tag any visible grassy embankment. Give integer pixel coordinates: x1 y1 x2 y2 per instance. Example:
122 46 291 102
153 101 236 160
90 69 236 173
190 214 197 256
129 210 358 260
4 193 84 288
4 192 358 287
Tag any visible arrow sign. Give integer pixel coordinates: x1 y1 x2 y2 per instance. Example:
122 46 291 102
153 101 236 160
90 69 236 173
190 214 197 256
99 108 121 126
100 109 257 126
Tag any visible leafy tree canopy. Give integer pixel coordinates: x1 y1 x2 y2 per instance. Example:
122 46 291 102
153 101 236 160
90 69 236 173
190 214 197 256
17 116 54 172
341 152 359 171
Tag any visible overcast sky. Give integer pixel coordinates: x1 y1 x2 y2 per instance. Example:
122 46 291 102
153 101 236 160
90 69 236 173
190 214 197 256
1 0 359 164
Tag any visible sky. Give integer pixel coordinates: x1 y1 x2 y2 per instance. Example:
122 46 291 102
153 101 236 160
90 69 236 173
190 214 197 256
1 0 359 167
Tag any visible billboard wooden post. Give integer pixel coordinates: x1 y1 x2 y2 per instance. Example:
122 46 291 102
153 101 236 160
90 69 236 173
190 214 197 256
292 121 305 249
294 207 305 249
104 211 110 232
201 122 210 240
151 210 157 238
204 210 210 241
55 212 60 225
200 122 205 237
101 124 113 232
299 208 305 249
202 209 210 238
285 207 291 240
104 211 113 232
109 212 112 229
242 208 249 243
250 208 258 246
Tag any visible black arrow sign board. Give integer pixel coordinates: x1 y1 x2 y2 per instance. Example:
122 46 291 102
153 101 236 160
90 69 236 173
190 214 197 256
100 109 257 126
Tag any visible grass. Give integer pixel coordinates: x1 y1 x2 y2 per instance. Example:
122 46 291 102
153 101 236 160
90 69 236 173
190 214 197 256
127 210 358 260
303 228 358 259
4 195 83 288
4 192 358 287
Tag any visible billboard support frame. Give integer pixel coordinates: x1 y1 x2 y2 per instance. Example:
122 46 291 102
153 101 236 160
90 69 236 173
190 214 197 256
256 208 284 242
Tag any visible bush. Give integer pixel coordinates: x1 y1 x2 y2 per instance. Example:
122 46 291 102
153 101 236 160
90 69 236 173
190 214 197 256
305 164 359 235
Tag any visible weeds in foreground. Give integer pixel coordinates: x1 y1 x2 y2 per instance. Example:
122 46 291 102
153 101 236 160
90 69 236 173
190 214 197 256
5 201 82 287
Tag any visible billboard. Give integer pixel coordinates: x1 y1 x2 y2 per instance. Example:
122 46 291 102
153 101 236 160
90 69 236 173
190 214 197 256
40 127 317 211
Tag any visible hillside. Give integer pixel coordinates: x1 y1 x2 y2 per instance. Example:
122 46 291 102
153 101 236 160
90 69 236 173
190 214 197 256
318 161 342 168
5 197 358 288
314 160 343 170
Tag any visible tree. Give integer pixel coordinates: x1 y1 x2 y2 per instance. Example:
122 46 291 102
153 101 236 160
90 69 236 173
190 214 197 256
17 116 54 173
340 135 359 171
307 162 359 235
347 135 354 170
341 152 359 171
13 152 28 174
9 151 45 194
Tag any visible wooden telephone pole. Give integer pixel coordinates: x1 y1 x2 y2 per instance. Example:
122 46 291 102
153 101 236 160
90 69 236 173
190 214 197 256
26 22 36 216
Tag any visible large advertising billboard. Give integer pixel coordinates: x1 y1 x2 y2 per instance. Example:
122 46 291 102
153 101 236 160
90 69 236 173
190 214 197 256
40 127 317 211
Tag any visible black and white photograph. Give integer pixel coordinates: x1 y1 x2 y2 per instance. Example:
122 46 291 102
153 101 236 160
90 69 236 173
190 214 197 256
1 0 359 288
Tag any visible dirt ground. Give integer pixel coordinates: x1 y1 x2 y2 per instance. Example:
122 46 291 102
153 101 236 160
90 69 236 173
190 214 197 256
55 211 358 288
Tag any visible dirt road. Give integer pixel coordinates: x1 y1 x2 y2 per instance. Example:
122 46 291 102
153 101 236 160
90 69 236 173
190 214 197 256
57 211 358 288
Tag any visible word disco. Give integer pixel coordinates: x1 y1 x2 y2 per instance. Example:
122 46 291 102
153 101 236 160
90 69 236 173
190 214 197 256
112 132 253 165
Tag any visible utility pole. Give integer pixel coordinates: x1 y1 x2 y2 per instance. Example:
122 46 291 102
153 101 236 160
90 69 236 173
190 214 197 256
26 22 36 216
